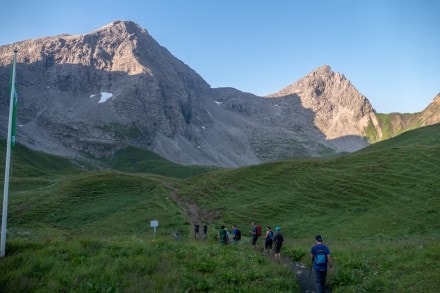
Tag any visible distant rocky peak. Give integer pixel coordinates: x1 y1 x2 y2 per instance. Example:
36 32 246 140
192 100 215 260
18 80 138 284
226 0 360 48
74 20 157 75
427 93 440 110
310 64 333 75
92 20 146 38
269 65 347 98
308 65 350 88
268 65 378 140
418 93 440 126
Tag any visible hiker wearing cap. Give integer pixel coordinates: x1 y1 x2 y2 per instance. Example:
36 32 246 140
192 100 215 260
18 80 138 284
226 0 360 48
273 226 284 259
310 235 333 293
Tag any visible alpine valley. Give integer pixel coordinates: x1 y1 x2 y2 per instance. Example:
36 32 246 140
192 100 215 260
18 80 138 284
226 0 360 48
0 20 438 167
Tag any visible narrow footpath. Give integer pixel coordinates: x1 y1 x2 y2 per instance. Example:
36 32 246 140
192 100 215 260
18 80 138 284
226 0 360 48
292 261 325 293
273 256 332 293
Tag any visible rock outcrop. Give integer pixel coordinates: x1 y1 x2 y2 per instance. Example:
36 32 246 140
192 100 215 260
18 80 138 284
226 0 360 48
418 94 440 126
268 65 381 149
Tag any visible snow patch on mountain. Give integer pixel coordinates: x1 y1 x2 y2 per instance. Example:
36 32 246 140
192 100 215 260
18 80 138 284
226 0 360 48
90 92 113 103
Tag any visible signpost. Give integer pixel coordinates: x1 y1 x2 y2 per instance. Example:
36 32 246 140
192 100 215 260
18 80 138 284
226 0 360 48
150 220 158 238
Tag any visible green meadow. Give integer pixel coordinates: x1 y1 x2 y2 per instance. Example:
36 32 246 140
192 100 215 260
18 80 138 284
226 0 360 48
0 124 439 292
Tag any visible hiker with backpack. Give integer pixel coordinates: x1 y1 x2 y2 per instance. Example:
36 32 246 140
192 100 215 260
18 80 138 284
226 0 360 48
264 226 274 253
202 222 208 240
193 221 200 240
250 222 262 249
218 225 229 245
310 234 333 293
273 226 284 259
232 224 241 244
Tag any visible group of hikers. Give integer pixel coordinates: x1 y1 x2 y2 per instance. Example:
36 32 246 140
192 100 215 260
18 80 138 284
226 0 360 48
192 221 284 256
192 221 333 293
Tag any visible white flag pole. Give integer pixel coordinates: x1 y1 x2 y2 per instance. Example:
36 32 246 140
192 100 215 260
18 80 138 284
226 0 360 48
1 49 18 257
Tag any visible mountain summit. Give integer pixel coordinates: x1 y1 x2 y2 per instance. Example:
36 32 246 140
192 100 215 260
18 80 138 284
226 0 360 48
268 65 381 142
0 21 435 167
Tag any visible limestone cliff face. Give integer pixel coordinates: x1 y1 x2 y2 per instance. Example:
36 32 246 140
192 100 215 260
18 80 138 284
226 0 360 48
268 65 381 142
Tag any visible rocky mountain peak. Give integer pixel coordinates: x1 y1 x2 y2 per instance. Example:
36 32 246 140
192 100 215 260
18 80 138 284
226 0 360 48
93 20 145 36
431 93 440 105
310 64 333 74
418 93 440 125
268 66 381 141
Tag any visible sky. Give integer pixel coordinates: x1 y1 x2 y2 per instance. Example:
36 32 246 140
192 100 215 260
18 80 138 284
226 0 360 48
0 0 439 113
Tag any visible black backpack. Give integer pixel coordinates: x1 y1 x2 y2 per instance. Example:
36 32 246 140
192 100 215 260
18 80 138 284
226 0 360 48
274 233 284 244
235 229 241 240
223 231 228 242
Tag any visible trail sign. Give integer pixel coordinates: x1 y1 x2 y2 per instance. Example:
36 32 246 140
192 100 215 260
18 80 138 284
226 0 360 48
151 220 159 238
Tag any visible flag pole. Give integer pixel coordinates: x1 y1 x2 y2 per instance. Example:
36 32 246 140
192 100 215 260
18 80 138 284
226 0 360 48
1 49 18 257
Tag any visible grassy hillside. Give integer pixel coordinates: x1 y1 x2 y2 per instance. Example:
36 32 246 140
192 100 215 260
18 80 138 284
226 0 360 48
99 146 217 179
0 141 83 178
367 112 422 142
0 124 439 291
180 124 439 237
177 123 440 291
0 143 297 291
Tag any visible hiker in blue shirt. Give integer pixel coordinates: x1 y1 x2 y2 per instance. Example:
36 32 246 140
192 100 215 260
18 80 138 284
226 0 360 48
310 235 333 293
231 224 241 244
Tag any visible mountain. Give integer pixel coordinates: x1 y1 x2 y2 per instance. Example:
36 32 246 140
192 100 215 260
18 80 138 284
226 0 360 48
267 65 381 149
0 21 213 161
0 21 220 164
0 21 437 167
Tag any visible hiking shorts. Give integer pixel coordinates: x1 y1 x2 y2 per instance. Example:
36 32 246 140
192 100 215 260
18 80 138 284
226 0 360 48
265 240 273 249
274 243 282 253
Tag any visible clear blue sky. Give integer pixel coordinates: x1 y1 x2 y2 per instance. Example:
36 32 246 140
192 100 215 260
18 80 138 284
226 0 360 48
1 0 439 113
